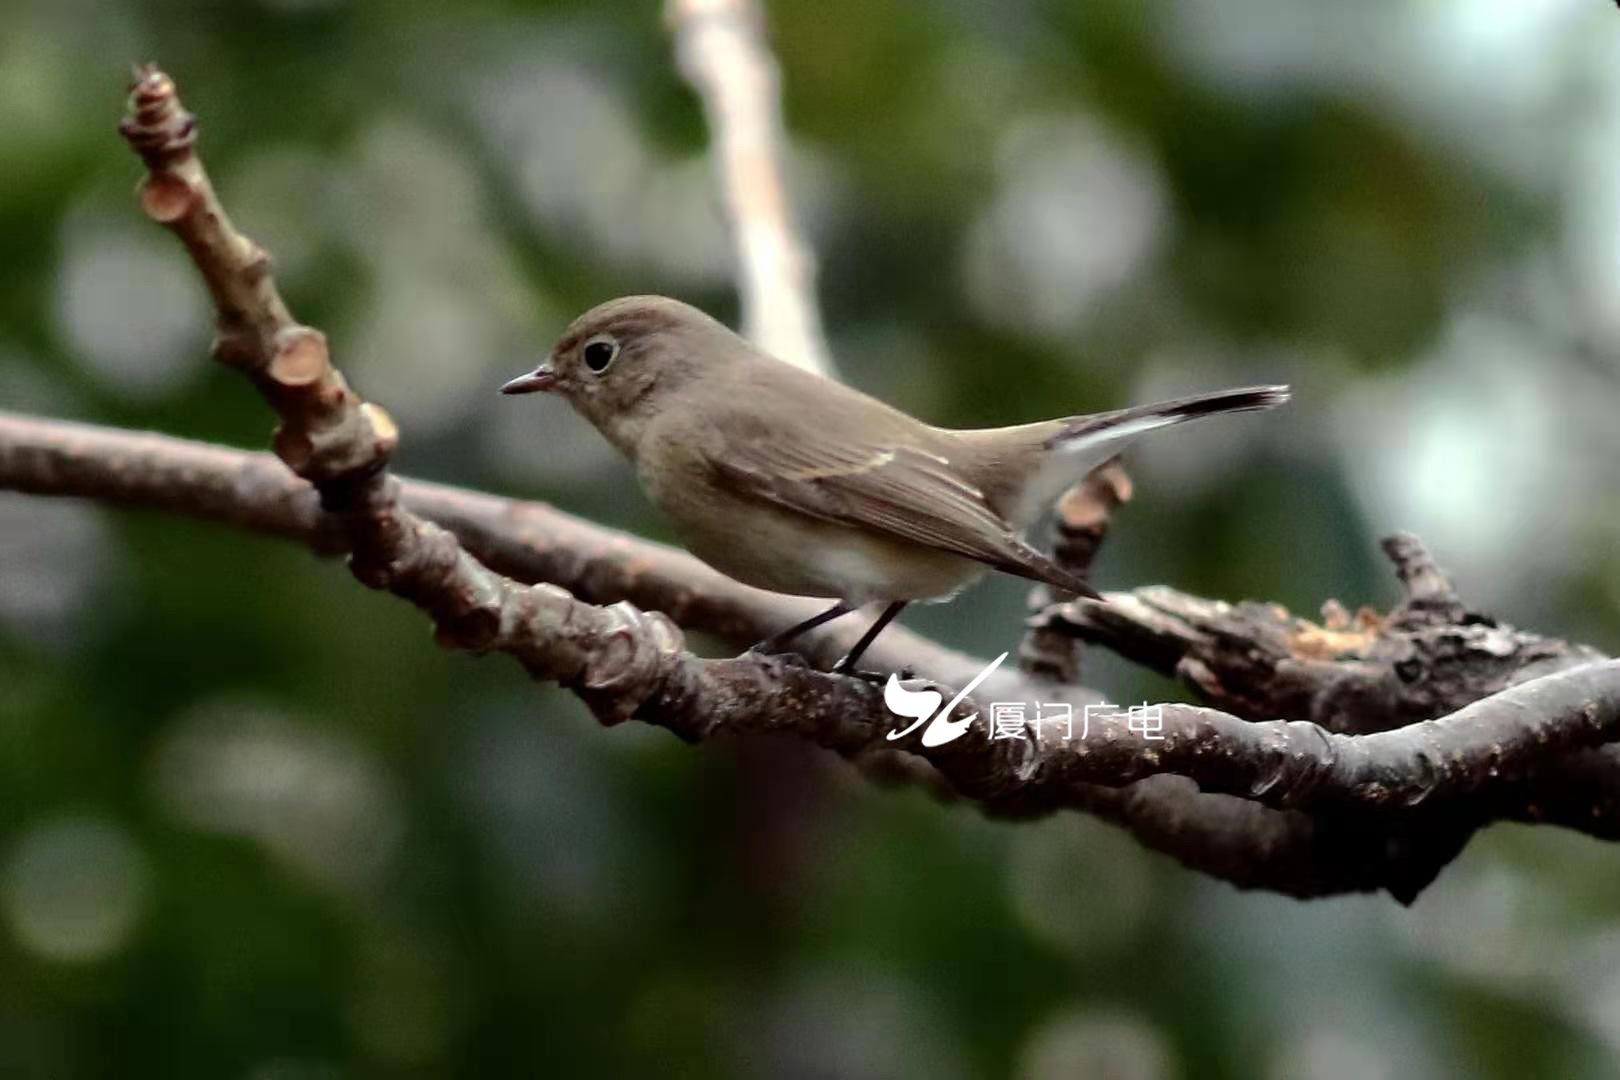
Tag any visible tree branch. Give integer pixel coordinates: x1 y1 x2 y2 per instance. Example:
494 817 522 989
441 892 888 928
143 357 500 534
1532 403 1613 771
667 0 832 375
1019 459 1131 682
0 409 1005 694
1045 533 1611 746
12 407 1608 901
10 405 1615 828
0 64 1606 905
1067 779 1477 904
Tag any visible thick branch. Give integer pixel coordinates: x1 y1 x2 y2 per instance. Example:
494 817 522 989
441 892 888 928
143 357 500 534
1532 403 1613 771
1052 533 1608 736
667 0 832 375
1067 779 1476 904
1040 533 1620 839
1008 469 1507 900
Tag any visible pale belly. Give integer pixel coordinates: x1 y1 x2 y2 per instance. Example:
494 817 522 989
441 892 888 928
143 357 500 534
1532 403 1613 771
661 491 985 605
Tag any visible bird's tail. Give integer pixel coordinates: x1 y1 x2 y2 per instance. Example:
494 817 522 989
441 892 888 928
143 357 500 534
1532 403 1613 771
954 384 1290 528
1050 384 1291 453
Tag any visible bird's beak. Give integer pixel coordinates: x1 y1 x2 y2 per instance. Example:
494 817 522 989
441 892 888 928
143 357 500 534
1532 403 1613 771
500 364 557 395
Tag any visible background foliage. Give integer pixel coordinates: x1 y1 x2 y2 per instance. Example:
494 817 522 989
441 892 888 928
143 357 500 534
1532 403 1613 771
4 1 1620 1076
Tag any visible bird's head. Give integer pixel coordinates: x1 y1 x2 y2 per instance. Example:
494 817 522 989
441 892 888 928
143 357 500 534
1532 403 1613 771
501 294 732 453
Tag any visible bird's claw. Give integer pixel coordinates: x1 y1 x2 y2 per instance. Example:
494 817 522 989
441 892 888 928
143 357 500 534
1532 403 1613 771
748 647 912 684
830 656 913 684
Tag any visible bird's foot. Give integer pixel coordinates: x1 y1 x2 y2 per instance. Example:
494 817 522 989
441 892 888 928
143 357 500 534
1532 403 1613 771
746 645 914 684
829 657 915 684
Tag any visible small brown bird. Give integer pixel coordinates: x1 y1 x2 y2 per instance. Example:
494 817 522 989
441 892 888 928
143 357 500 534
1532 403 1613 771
502 296 1287 673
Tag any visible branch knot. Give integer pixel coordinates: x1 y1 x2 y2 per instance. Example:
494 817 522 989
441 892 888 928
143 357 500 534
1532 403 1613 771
119 64 196 171
577 602 686 725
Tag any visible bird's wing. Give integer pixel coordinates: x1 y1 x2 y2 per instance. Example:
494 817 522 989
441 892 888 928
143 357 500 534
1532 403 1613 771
703 420 1097 596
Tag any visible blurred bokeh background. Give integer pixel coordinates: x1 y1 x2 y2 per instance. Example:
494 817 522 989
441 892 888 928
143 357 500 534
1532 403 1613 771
4 0 1620 1076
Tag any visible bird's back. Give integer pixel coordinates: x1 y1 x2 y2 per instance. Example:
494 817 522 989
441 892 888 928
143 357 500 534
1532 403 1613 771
682 349 1050 524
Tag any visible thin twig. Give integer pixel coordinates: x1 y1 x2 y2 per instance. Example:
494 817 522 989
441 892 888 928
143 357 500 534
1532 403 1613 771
1020 459 1132 681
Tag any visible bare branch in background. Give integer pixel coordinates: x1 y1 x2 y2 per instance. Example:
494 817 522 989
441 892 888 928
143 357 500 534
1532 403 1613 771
667 0 832 375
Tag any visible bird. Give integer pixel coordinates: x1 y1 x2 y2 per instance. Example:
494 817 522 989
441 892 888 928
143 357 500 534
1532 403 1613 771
501 295 1288 675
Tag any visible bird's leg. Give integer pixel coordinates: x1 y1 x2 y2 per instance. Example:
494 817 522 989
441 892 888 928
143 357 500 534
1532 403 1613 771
831 601 908 678
747 601 854 658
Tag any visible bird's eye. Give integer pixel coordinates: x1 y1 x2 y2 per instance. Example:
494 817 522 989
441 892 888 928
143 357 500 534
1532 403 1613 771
582 338 618 374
